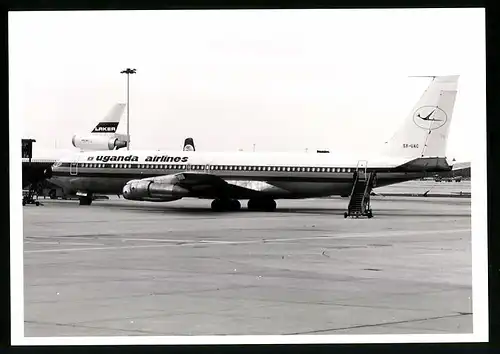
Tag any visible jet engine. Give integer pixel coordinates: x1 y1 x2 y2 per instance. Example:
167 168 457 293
72 135 128 151
122 177 190 202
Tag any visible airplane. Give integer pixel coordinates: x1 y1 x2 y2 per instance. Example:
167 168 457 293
71 103 128 151
22 103 127 205
45 75 460 217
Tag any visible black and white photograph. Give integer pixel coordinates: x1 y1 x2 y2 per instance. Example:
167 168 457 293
10 8 487 345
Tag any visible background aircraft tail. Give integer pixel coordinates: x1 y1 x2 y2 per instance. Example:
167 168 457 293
382 75 459 160
91 103 126 134
72 103 127 151
183 137 196 151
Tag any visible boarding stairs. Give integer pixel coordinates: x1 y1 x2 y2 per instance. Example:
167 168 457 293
345 168 375 219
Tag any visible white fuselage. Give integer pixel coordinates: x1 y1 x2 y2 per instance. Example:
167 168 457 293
48 149 442 200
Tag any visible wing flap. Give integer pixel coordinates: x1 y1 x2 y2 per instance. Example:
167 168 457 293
174 172 265 198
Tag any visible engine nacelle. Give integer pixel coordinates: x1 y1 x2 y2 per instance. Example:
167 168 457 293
72 134 128 151
122 179 190 202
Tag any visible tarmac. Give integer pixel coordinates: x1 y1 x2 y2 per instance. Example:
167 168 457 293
22 189 472 337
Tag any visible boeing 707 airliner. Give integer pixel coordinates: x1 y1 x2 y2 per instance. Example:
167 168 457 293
45 75 459 216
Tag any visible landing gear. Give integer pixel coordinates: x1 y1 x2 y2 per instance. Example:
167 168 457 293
79 196 93 206
247 198 277 212
49 189 57 200
211 198 241 212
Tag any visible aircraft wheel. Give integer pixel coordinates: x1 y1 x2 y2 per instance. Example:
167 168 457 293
247 199 257 211
35 201 40 206
344 212 348 218
79 197 92 206
229 199 241 211
211 199 222 211
211 198 231 212
264 198 277 212
247 198 276 211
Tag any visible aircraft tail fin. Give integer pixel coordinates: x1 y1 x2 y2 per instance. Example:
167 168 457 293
91 103 126 134
183 137 196 151
382 75 459 160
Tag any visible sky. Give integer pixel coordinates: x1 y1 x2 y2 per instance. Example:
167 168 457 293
9 8 485 161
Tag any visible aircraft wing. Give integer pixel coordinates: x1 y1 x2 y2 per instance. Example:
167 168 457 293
137 172 265 199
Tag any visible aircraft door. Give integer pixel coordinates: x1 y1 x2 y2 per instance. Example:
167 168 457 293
356 160 368 180
70 157 79 176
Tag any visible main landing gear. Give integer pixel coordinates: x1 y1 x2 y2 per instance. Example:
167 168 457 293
210 197 277 212
247 197 276 212
211 198 241 212
79 195 93 206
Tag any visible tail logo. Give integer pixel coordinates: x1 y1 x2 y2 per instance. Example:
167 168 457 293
413 106 447 130
92 122 119 133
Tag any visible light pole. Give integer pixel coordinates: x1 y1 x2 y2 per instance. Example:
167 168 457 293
120 68 136 150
